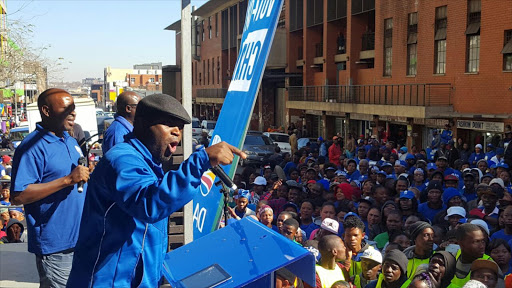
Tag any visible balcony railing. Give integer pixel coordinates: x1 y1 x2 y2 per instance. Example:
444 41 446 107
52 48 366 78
197 88 228 99
288 83 452 106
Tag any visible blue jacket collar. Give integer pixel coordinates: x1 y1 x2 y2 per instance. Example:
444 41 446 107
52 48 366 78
114 113 134 131
36 123 70 143
125 133 164 178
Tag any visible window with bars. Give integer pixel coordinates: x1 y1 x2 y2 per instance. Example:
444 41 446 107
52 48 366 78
207 59 210 85
434 6 447 74
216 13 218 37
217 56 221 84
407 12 418 76
383 18 392 76
503 30 512 71
466 0 480 72
202 20 205 42
209 16 212 39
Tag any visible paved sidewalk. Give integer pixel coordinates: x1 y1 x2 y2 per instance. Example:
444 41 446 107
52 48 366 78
0 243 39 288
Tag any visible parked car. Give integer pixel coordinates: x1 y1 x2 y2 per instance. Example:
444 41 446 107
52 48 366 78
240 131 276 167
201 120 217 134
192 117 202 139
10 126 29 148
263 132 290 153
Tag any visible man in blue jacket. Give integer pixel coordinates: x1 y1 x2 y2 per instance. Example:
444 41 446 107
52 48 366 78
67 94 246 288
102 91 141 153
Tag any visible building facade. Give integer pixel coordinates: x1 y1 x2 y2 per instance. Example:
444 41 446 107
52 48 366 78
286 0 512 149
167 0 288 131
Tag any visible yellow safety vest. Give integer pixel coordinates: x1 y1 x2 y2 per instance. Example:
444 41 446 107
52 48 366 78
446 250 492 288
375 274 411 288
353 274 373 288
316 264 345 288
406 256 431 279
350 259 362 278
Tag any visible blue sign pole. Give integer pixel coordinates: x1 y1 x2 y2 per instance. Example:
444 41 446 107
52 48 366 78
192 0 284 239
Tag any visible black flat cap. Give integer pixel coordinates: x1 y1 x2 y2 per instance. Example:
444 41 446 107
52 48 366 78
135 94 191 124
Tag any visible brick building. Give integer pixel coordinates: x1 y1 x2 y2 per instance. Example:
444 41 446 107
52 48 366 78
166 0 288 131
286 0 512 149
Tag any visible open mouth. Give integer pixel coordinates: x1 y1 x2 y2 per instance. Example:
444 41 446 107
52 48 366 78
168 141 179 154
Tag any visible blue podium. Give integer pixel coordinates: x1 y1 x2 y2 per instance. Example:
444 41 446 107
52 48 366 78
163 217 316 288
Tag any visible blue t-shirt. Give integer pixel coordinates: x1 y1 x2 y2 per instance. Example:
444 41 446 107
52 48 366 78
11 123 86 255
418 203 446 223
347 170 361 182
300 222 320 239
102 114 134 154
492 229 512 243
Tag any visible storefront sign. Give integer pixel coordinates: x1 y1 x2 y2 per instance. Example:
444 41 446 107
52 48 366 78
456 120 504 132
413 118 449 127
350 113 373 121
380 116 408 123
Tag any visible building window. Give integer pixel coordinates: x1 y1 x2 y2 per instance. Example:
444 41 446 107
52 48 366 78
466 0 480 72
407 12 418 76
149 78 155 83
207 59 210 85
203 60 205 85
130 78 135 84
202 20 205 41
434 6 447 74
383 18 393 76
218 57 221 84
209 16 212 39
503 30 512 71
215 13 219 37
212 58 215 85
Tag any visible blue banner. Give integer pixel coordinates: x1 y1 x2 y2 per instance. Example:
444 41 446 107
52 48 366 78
192 0 284 239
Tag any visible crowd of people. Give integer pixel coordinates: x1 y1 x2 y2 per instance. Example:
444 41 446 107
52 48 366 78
227 128 512 288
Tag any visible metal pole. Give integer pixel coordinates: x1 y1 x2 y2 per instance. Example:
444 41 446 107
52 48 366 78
181 0 193 244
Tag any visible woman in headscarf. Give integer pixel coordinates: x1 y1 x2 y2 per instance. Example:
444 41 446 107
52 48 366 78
365 249 411 288
426 251 456 288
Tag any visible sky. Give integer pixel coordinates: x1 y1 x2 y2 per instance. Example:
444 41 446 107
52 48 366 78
6 0 208 82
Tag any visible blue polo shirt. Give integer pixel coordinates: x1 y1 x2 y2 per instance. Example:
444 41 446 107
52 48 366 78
11 123 85 255
102 114 133 154
418 202 446 223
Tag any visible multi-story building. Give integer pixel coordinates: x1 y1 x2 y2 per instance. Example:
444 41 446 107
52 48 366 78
0 0 6 61
286 0 512 148
166 0 287 130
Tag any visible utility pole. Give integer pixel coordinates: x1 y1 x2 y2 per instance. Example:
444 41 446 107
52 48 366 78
181 0 193 244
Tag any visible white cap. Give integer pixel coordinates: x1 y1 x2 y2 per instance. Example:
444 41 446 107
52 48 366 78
253 176 267 186
321 218 339 234
445 206 466 220
470 219 490 235
475 144 482 149
490 178 505 189
360 246 383 264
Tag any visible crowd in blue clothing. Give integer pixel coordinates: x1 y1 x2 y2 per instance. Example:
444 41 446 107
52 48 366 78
230 127 512 287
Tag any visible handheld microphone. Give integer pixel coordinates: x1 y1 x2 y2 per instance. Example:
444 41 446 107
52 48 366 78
210 165 237 191
77 157 87 193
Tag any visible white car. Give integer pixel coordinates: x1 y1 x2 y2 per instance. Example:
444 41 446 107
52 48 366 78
263 132 290 153
201 120 217 134
191 117 202 139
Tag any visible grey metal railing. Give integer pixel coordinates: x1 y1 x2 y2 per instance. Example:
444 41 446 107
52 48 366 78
288 83 452 106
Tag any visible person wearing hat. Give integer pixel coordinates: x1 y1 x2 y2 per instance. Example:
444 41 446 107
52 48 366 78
425 251 456 288
1 154 12 176
305 234 349 288
469 259 500 288
398 190 419 221
365 249 411 288
403 221 435 279
447 224 493 288
102 91 141 154
329 135 343 167
444 173 460 189
461 171 478 202
0 218 24 243
444 206 467 230
485 143 496 161
469 144 485 168
251 176 267 204
469 185 500 228
10 89 91 287
351 247 382 288
67 94 246 287
418 181 446 223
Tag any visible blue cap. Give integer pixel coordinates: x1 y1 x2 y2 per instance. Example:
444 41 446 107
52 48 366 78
405 154 416 160
382 162 393 168
400 147 408 152
482 173 494 179
282 202 299 213
400 190 416 199
414 168 424 175
442 187 461 204
497 162 510 169
497 148 505 155
458 218 468 224
395 160 407 168
318 136 324 141
343 212 361 221
377 170 387 176
325 166 337 171
237 189 251 201
386 174 396 179
487 143 494 148
427 163 437 170
336 170 348 177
